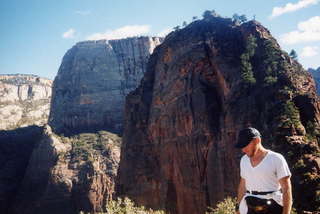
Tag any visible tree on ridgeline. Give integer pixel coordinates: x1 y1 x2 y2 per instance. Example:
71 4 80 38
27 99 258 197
173 26 180 31
182 21 187 27
289 49 298 61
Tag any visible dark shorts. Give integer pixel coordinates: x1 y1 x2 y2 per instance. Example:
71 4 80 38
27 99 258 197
245 196 283 214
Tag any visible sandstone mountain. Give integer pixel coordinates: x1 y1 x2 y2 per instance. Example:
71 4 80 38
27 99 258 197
308 67 320 94
1 37 163 214
49 37 162 135
116 16 320 213
10 125 120 214
0 74 52 130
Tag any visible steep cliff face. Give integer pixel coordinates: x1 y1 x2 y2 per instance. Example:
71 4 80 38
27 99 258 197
308 67 320 94
117 17 320 213
0 74 52 130
0 126 42 214
12 125 120 214
49 37 162 135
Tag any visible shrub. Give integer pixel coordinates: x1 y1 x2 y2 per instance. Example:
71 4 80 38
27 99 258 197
80 197 165 214
206 197 236 214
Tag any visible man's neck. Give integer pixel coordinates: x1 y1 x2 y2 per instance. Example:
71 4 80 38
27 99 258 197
251 146 268 160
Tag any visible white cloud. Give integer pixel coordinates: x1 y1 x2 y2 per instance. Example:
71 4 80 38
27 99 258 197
86 25 151 40
157 28 173 37
62 28 76 39
270 0 319 19
75 10 91 16
280 16 320 44
301 46 319 57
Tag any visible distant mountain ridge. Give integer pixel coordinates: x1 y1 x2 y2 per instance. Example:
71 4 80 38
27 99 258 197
0 74 52 130
308 67 320 94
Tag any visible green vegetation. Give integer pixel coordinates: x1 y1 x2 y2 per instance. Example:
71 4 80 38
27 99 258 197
278 100 301 128
261 40 283 86
232 13 247 24
206 197 236 214
240 34 257 86
68 131 121 162
79 197 165 214
202 10 219 19
289 49 298 61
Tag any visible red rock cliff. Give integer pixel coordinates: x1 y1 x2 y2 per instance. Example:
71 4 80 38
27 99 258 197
116 17 320 213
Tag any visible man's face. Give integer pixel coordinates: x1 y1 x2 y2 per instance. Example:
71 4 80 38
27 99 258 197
241 139 256 157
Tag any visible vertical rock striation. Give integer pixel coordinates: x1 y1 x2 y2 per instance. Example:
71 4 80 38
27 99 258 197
49 37 162 135
0 74 52 130
117 17 320 213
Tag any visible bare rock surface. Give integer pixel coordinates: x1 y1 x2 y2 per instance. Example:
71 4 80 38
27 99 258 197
49 37 162 135
0 74 52 130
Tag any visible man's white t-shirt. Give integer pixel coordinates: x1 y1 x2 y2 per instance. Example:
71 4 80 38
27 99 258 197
240 150 291 192
239 150 291 214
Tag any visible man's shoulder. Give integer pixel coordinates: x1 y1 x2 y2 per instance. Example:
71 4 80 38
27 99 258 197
267 150 287 161
240 154 249 163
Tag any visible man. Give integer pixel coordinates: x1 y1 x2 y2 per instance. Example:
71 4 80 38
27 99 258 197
235 127 292 214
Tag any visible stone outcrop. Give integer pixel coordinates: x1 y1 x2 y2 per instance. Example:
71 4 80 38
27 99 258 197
117 17 320 213
308 67 320 94
11 125 121 214
49 37 163 135
0 74 52 130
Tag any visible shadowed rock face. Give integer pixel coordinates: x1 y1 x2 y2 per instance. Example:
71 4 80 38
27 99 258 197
0 74 52 130
0 126 42 214
11 125 121 214
116 17 320 213
49 37 162 135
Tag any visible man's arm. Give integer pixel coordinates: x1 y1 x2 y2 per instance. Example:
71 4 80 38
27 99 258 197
279 176 292 214
236 178 246 213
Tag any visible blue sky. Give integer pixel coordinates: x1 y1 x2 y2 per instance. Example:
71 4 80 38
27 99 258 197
1 0 319 79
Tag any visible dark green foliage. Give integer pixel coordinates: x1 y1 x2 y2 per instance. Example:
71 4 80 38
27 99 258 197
182 21 187 27
261 40 282 86
279 100 301 128
232 13 247 24
240 35 257 86
289 49 298 60
70 131 120 163
202 10 219 19
173 26 180 31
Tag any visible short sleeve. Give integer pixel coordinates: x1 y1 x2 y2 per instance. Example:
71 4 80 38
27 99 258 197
275 154 291 180
240 156 246 179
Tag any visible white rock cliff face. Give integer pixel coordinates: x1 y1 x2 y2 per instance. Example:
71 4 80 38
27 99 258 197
0 74 52 130
49 36 163 134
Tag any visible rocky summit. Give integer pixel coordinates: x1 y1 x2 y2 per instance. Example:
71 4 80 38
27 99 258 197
49 37 163 135
116 16 320 213
0 74 52 130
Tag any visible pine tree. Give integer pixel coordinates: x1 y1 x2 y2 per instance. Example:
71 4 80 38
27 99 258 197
289 49 298 60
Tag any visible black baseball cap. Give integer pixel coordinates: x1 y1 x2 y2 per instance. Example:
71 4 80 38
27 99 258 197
235 127 261 148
